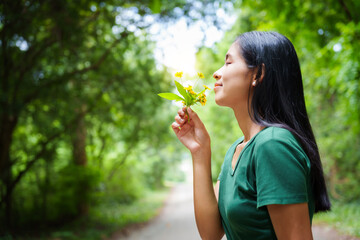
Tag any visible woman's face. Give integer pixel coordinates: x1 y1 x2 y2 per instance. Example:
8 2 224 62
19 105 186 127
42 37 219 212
213 42 254 109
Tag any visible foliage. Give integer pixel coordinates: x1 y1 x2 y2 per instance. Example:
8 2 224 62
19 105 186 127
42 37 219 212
90 188 169 231
0 0 233 235
10 188 169 240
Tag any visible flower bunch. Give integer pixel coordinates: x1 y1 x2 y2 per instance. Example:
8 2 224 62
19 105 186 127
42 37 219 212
158 71 211 107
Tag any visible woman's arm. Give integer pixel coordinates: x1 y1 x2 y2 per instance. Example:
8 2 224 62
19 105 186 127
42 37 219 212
267 203 313 240
172 107 224 240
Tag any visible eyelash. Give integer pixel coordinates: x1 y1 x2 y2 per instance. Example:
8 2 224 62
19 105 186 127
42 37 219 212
225 62 231 65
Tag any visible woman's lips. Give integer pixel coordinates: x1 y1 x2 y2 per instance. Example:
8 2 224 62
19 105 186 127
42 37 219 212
214 82 223 89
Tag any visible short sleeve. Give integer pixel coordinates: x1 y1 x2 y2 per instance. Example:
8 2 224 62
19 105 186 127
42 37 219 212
255 137 310 208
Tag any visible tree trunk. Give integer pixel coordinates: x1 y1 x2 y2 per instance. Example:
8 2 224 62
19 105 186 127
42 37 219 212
71 104 88 216
0 112 19 231
72 113 87 167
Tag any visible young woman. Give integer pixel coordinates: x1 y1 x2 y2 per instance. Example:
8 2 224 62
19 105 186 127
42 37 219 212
172 31 331 240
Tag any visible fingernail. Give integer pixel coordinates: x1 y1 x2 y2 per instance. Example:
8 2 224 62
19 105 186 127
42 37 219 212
188 107 192 113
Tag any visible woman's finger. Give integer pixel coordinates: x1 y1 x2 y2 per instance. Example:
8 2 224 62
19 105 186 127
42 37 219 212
178 108 185 117
171 122 180 133
175 115 185 125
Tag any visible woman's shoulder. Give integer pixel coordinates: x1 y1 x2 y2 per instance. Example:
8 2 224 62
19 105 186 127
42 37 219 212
254 126 299 148
253 126 310 167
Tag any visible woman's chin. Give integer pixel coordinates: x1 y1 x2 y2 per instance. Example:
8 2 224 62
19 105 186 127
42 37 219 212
214 97 225 107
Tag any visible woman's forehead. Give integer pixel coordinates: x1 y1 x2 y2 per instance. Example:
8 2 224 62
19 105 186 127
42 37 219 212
226 43 242 59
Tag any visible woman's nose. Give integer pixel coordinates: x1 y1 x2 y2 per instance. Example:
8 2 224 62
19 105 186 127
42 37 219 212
213 70 222 80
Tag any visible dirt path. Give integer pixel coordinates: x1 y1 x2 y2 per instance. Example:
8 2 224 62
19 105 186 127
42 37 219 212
113 183 201 240
110 182 358 240
312 225 359 240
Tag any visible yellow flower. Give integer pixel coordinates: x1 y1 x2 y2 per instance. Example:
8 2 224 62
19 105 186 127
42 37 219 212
203 85 211 90
198 93 207 106
158 70 210 109
175 71 183 78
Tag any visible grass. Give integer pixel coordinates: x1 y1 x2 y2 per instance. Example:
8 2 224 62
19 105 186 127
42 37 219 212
89 187 170 231
313 201 360 237
10 187 170 240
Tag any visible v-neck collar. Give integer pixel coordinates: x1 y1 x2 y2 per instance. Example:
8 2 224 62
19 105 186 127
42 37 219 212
230 127 268 176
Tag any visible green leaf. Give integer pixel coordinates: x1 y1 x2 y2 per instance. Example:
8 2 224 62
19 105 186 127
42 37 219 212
174 81 189 103
150 0 161 14
158 93 184 101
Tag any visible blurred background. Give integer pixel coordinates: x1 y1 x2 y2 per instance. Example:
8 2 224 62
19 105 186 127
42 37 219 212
0 0 359 239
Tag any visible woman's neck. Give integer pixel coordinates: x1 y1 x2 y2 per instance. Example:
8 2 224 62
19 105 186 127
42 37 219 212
233 105 264 143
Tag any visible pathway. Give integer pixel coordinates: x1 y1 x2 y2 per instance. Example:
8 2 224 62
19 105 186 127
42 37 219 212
114 183 201 240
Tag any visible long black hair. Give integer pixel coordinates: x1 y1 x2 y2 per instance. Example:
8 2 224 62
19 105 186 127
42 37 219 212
236 31 331 212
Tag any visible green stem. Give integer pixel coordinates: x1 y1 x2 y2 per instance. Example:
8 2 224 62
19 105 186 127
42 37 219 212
184 106 190 122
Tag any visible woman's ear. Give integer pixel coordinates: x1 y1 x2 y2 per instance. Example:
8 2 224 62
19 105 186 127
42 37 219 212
252 63 265 86
257 63 265 82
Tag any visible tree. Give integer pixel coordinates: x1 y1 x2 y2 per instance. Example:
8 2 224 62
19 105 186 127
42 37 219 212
0 0 235 232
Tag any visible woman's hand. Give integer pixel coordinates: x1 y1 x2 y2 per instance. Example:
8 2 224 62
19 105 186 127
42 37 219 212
172 107 210 155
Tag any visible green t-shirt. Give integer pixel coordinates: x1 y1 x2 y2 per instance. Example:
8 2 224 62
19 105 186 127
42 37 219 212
218 127 315 240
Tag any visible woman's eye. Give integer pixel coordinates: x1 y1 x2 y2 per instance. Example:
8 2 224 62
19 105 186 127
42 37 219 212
225 62 231 65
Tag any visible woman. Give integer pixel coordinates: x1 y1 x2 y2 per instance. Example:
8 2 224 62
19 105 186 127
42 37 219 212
172 31 331 240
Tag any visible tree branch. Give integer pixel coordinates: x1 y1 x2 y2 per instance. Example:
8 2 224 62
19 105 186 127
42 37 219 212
13 8 102 99
12 37 57 103
96 134 107 167
107 143 136 181
107 121 141 181
338 0 353 22
22 33 126 105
